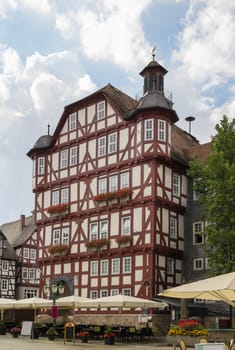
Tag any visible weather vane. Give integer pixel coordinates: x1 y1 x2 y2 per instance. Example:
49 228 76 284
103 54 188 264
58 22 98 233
152 46 156 60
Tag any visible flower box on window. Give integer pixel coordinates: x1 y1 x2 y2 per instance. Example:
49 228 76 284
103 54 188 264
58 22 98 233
47 244 69 256
115 235 132 246
85 238 110 250
47 203 69 215
94 189 132 203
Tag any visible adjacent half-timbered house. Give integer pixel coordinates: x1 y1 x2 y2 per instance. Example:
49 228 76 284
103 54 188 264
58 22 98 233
27 57 200 323
0 214 39 299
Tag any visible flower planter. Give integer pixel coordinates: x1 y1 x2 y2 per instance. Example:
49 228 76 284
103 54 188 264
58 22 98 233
167 335 207 347
81 337 89 343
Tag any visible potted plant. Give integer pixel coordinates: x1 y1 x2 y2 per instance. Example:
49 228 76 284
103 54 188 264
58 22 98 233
10 326 21 338
167 319 208 347
46 326 58 341
0 320 6 335
104 325 115 345
79 330 89 343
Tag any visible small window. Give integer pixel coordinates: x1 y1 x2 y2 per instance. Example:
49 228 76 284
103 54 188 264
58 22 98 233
120 172 129 188
53 229 60 245
91 261 98 276
158 120 166 141
167 257 174 274
30 249 36 260
108 132 117 154
2 260 8 271
90 222 98 240
123 257 132 274
52 190 59 205
101 260 109 275
29 268 36 280
24 289 37 298
24 248 29 259
144 119 153 140
170 216 177 239
173 174 180 197
70 146 77 166
122 216 130 236
150 73 157 92
60 149 68 169
193 221 204 245
38 157 45 175
2 279 8 290
61 188 69 204
97 101 105 120
22 267 28 279
193 258 204 271
98 136 106 157
122 288 131 296
90 290 98 299
109 175 118 192
98 178 107 194
100 220 108 239
69 112 77 131
62 227 69 245
112 258 120 274
111 289 119 296
101 289 108 298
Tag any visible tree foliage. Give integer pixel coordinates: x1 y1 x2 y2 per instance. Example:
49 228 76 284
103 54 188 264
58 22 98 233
188 116 235 275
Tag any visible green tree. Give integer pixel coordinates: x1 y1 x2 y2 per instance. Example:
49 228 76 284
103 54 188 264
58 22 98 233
188 115 235 275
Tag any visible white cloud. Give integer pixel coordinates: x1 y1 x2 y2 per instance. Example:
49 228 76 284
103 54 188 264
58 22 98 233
55 0 152 72
0 0 17 19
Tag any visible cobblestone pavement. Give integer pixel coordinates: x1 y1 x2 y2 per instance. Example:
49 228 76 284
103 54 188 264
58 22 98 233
0 334 173 350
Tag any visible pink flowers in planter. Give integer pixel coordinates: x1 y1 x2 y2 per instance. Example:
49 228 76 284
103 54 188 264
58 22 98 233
115 235 132 245
85 238 110 249
47 203 68 214
94 188 132 202
47 244 69 255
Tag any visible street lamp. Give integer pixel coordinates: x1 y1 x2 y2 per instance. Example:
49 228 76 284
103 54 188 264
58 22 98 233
44 283 64 326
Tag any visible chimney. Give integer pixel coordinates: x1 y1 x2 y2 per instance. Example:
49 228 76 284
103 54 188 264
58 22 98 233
20 214 25 229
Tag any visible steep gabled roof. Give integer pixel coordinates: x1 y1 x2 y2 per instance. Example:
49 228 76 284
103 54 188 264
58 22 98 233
0 215 36 248
0 230 18 260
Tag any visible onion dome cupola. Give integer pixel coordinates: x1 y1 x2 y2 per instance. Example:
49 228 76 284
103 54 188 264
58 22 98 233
125 49 178 123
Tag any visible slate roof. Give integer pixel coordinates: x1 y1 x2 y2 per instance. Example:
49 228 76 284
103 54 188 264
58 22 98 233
0 215 36 248
0 230 18 260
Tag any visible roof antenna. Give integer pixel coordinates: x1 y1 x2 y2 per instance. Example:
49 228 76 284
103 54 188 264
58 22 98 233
152 46 156 61
185 116 195 135
47 124 50 135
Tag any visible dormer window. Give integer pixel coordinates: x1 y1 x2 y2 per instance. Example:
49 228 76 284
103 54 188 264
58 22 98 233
69 112 77 131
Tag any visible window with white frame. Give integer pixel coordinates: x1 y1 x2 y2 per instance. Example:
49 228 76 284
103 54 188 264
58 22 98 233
61 188 69 203
101 289 108 297
90 223 98 240
122 288 131 296
193 258 204 271
91 261 98 276
112 258 120 274
98 177 107 194
2 279 8 290
111 289 119 296
170 216 177 239
30 249 36 260
24 289 37 299
60 149 68 169
29 268 36 280
144 119 153 140
110 175 118 192
2 260 8 271
52 190 59 205
108 132 117 153
97 101 105 120
193 221 204 245
101 260 109 275
100 220 108 239
90 290 98 299
22 267 28 279
122 216 130 235
120 172 129 188
98 136 106 157
158 119 166 141
173 173 180 197
167 257 174 274
24 248 29 259
123 257 131 274
69 112 77 131
53 228 60 245
70 146 77 166
38 157 45 175
62 227 69 245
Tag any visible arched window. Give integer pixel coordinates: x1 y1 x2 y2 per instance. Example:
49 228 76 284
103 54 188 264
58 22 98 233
150 73 157 92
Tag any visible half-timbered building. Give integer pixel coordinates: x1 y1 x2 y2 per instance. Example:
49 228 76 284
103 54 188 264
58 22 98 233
27 57 203 324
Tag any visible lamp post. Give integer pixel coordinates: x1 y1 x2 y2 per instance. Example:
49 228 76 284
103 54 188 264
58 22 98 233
44 283 64 327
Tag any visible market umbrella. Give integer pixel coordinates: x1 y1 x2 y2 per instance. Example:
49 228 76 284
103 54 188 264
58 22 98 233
56 294 90 308
82 294 168 309
0 298 16 320
158 271 235 307
14 297 53 322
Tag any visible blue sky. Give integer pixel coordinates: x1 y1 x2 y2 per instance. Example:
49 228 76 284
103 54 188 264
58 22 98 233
1 0 235 224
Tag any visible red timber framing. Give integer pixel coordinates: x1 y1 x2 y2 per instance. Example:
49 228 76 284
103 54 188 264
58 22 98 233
27 58 199 315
